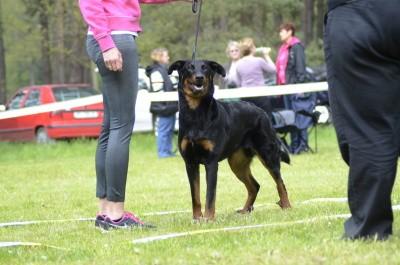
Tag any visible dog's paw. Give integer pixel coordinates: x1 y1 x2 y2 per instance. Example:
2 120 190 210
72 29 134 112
191 218 202 224
202 217 215 223
236 205 254 214
191 216 215 224
276 200 291 209
192 213 204 223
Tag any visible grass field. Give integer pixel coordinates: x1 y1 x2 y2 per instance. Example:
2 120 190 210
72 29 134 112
0 125 400 265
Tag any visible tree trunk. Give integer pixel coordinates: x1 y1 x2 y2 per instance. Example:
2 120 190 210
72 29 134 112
53 0 65 83
0 0 6 104
39 3 52 84
303 0 314 46
316 0 326 40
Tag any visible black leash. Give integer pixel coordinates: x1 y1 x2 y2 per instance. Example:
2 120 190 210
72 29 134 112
191 0 203 62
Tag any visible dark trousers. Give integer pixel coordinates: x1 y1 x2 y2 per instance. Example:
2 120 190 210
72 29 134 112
324 0 400 239
86 35 139 202
243 97 272 118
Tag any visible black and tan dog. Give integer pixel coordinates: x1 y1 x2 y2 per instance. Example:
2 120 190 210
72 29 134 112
168 60 291 220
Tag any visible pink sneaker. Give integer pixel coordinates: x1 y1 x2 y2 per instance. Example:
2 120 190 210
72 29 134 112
103 211 156 230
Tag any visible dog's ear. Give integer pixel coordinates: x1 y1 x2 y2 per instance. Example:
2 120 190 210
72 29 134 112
168 60 186 75
207 61 226 77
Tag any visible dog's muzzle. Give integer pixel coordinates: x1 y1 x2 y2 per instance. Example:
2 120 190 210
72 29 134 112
191 76 205 93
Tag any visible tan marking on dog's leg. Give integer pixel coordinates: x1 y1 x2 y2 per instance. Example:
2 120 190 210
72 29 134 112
186 163 203 220
228 149 259 213
203 207 215 221
257 155 291 209
203 162 218 221
192 174 203 219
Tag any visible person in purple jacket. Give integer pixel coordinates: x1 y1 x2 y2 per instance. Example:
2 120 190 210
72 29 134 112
236 37 276 117
79 0 188 230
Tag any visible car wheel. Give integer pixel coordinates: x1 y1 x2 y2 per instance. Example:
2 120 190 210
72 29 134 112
36 127 54 144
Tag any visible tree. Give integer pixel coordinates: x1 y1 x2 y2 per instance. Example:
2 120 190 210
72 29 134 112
303 0 314 46
0 0 6 104
23 0 55 84
2 0 326 96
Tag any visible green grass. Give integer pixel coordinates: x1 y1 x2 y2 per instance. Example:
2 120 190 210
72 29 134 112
0 125 399 264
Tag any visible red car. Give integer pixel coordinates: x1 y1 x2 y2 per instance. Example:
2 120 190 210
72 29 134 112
0 84 104 142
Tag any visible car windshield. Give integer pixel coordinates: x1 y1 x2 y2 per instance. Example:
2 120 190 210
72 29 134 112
52 86 100 102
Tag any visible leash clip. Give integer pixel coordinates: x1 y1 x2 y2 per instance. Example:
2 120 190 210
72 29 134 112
192 0 199 13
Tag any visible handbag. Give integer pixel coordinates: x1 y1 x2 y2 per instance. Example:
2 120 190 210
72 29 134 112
150 101 178 117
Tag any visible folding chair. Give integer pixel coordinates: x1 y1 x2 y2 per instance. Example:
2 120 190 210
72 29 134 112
272 109 320 153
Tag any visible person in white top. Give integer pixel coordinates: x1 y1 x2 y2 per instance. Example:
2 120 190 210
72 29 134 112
223 41 241 88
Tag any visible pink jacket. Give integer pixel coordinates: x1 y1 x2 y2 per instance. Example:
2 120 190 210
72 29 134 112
276 37 301 85
79 0 173 52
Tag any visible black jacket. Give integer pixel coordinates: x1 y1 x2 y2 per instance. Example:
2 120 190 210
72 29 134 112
145 63 174 92
285 43 306 85
328 0 349 11
145 63 178 116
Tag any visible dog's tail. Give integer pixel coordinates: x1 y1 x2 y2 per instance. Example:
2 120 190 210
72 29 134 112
277 137 290 164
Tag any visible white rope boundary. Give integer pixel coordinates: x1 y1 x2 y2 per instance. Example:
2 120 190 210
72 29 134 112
133 204 400 244
0 241 66 250
0 82 328 120
1 198 399 247
0 197 343 228
0 218 94 228
132 213 352 244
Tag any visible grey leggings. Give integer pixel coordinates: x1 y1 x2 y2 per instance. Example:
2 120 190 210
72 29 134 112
86 35 138 202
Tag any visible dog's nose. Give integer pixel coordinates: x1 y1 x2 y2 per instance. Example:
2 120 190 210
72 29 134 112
195 76 204 86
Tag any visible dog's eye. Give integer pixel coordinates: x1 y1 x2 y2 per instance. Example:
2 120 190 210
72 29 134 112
201 65 208 71
189 64 195 70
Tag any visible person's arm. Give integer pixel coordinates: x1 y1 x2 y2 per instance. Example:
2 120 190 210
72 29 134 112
79 0 122 72
293 44 306 83
78 0 115 52
261 52 276 73
140 0 192 4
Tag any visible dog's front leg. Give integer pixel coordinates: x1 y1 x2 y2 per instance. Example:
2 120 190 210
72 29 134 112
186 162 202 220
204 162 218 220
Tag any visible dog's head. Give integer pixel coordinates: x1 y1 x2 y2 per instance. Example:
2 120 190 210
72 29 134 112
168 60 225 98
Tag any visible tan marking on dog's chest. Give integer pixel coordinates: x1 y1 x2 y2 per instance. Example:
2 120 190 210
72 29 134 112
181 138 215 152
197 139 215 152
184 95 201 110
181 137 190 152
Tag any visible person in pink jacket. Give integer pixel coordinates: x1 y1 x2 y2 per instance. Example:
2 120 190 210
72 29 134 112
79 0 188 230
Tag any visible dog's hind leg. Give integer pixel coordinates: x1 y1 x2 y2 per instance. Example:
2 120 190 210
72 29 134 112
228 149 260 214
185 163 203 220
257 154 291 209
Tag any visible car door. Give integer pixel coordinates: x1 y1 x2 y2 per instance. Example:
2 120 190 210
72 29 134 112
16 88 44 140
0 89 30 141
